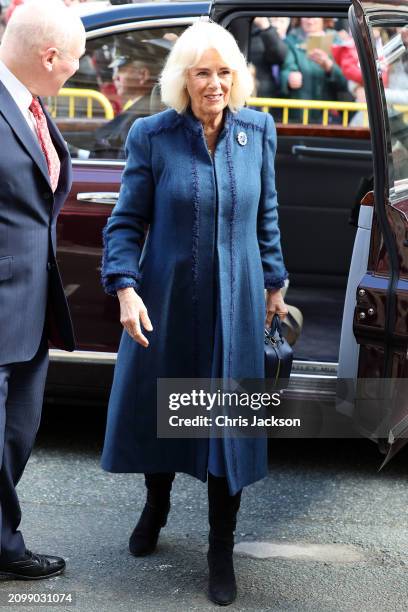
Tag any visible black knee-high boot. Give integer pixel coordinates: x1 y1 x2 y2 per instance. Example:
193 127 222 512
129 472 175 556
207 473 242 606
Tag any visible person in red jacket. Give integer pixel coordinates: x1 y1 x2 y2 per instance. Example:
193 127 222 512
332 28 388 98
331 35 363 84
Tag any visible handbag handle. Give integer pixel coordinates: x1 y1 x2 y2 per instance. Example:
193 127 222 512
266 314 284 340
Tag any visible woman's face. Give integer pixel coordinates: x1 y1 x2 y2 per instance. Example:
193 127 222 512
300 17 325 35
186 48 233 120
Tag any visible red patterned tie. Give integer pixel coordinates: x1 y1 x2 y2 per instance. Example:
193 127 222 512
29 97 60 192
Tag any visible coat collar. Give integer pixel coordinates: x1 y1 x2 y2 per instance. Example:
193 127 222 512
181 105 234 136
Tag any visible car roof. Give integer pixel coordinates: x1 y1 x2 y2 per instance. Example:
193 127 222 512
81 2 211 31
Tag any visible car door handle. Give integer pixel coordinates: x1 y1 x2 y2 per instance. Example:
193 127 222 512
291 145 372 161
76 192 119 205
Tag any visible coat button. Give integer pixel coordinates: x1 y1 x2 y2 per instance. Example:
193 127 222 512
47 262 52 271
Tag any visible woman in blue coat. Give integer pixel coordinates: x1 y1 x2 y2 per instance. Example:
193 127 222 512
101 21 288 606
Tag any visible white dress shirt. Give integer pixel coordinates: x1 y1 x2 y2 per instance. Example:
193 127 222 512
0 59 36 134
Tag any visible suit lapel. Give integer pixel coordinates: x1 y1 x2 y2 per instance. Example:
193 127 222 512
0 80 51 188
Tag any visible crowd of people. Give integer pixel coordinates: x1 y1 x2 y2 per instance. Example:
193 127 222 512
249 16 361 123
248 16 408 125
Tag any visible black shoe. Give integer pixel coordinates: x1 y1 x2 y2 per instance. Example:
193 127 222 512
129 472 175 557
0 550 65 580
207 549 237 605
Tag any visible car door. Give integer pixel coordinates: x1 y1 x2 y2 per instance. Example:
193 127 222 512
52 5 209 354
343 0 408 461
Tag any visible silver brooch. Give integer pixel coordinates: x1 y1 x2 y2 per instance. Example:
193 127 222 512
237 131 247 146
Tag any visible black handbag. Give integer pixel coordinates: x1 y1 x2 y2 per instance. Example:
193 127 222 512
264 315 293 389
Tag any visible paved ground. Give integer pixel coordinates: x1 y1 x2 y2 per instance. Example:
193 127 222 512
0 406 408 612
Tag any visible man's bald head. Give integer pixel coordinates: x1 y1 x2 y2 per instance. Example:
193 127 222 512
0 0 86 96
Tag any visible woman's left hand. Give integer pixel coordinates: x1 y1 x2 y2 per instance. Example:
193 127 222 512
265 288 288 328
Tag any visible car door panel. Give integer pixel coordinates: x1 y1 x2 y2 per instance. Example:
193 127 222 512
56 161 122 352
349 2 408 371
276 133 372 284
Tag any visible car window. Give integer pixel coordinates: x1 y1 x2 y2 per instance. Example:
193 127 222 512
47 25 186 161
247 15 368 128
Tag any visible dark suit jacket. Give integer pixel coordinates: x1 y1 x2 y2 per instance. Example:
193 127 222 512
90 94 151 159
0 80 75 365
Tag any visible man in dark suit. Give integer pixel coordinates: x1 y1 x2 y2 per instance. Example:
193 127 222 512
89 55 157 159
0 0 85 579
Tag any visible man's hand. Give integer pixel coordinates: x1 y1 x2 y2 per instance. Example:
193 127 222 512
117 287 153 347
308 48 333 73
288 71 303 89
265 288 288 328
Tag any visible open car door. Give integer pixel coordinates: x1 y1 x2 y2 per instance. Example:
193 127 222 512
349 0 408 463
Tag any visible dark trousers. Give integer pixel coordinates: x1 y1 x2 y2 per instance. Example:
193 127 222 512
0 334 49 561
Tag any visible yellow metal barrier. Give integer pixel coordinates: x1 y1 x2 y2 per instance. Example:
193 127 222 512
248 97 370 127
49 88 114 120
47 91 408 127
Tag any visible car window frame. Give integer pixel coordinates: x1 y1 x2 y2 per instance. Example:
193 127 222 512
69 15 209 169
368 14 408 204
213 6 372 138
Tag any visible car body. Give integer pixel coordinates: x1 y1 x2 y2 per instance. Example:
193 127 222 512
44 0 408 461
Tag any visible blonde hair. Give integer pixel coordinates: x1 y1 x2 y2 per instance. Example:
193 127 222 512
160 20 254 113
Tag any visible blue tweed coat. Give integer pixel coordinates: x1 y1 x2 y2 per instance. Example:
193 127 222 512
101 106 288 495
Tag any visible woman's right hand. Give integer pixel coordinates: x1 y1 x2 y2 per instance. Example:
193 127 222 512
117 287 153 348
